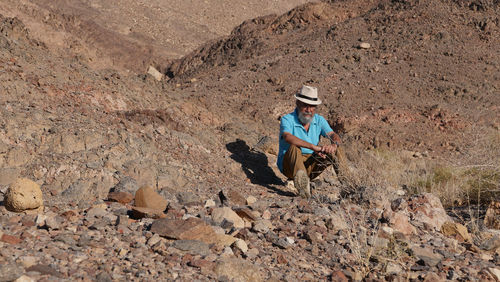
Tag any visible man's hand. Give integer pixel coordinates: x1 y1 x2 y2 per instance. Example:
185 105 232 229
313 144 337 158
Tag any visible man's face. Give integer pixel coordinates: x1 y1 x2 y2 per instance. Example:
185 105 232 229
297 101 317 125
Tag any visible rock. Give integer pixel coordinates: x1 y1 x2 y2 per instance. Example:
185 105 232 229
25 264 61 277
35 214 47 227
233 239 248 253
95 272 113 282
408 193 450 231
176 192 201 206
111 177 139 194
484 201 500 229
45 215 62 230
172 240 211 256
134 186 167 211
204 199 216 208
385 262 402 274
0 263 23 282
147 66 163 81
107 191 134 204
479 235 500 251
391 198 407 212
1 234 22 244
389 211 416 235
246 196 257 205
19 256 37 268
488 268 500 281
440 222 472 242
4 178 43 212
359 42 371 49
411 246 443 267
330 270 349 282
215 258 264 281
325 213 349 231
233 207 257 221
213 234 238 247
150 217 215 243
131 206 166 219
252 219 273 233
14 275 35 282
211 207 245 229
218 189 246 206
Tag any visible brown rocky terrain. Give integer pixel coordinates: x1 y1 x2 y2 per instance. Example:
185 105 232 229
0 0 499 280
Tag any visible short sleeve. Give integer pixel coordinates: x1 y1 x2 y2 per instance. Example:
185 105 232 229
319 116 333 137
280 116 293 138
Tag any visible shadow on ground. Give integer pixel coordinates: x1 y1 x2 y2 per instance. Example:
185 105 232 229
226 139 294 196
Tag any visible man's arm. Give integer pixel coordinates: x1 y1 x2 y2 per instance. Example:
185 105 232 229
282 132 322 152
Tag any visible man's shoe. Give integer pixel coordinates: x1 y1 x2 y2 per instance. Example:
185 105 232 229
294 170 311 199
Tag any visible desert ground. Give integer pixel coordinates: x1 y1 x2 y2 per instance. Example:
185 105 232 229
0 0 499 280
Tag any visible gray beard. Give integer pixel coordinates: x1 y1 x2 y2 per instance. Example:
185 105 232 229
298 112 313 125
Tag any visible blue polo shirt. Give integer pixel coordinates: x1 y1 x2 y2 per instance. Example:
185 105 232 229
277 109 333 172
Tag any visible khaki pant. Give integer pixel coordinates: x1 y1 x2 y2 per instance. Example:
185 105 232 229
282 145 349 181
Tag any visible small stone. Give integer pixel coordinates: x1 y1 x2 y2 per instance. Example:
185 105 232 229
488 268 500 281
233 239 248 253
330 270 348 282
411 245 443 267
246 196 257 205
359 42 371 49
385 262 402 274
480 235 500 251
204 199 216 208
147 66 163 81
441 222 472 242
45 215 62 230
150 217 215 244
252 219 272 233
218 189 246 206
5 178 43 212
1 234 22 244
131 206 166 219
107 191 134 204
262 210 271 220
215 258 264 281
134 186 168 211
25 264 61 277
19 256 37 268
35 214 47 227
14 275 35 282
211 207 245 229
147 234 162 247
233 207 257 221
0 263 23 282
172 240 211 256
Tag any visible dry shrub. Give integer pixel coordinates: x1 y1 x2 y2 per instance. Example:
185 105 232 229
340 127 499 209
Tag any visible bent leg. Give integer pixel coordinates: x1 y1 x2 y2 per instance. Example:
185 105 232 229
282 145 308 179
305 146 350 181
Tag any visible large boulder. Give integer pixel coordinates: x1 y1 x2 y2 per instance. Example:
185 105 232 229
4 178 43 212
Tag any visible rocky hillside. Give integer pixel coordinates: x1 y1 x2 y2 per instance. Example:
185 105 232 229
0 0 499 280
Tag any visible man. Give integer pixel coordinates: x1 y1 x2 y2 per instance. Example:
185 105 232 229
277 85 347 198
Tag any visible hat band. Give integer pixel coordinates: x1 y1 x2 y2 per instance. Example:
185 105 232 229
296 94 318 101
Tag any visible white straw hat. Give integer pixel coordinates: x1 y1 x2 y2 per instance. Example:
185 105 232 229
294 85 322 105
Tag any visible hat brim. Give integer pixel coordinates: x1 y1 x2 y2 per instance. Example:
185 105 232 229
295 94 322 105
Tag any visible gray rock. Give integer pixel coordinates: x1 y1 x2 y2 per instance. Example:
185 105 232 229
111 177 139 194
411 246 443 267
176 192 201 206
480 235 500 251
171 240 211 256
0 263 23 282
95 272 113 282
